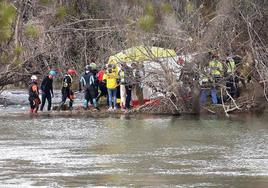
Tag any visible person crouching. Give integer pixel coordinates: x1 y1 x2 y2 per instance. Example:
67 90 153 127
28 75 41 113
58 69 76 110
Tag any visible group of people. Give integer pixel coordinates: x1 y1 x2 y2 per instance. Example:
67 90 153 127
28 52 241 113
28 62 144 113
199 53 242 105
28 70 56 113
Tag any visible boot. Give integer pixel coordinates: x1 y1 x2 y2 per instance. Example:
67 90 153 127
83 99 89 110
69 100 73 110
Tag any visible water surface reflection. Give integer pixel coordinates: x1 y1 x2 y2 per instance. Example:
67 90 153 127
0 115 268 187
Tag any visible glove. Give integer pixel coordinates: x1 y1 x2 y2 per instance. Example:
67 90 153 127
34 98 41 105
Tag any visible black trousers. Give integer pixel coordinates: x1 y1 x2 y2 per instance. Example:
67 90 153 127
97 82 109 105
60 87 73 108
125 85 132 109
85 86 97 105
97 82 107 99
40 92 52 111
226 76 237 98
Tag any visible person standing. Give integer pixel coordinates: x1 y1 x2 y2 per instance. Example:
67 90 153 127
132 63 145 106
119 63 126 110
79 65 99 110
199 66 212 105
208 54 223 104
40 70 56 111
96 66 108 104
103 64 119 111
58 69 76 110
28 75 41 113
89 62 99 101
79 65 90 109
119 63 133 110
125 65 133 110
225 55 237 98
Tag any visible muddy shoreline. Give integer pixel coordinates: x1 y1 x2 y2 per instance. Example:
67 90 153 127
1 90 267 119
1 106 267 121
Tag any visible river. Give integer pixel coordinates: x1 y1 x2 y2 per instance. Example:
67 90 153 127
0 112 268 187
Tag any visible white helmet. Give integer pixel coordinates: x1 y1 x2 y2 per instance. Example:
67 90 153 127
31 75 37 80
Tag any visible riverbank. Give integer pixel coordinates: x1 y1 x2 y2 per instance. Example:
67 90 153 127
1 89 267 119
1 104 267 121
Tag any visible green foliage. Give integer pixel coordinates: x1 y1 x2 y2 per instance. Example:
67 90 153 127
186 1 194 13
137 14 155 32
39 0 52 6
25 25 39 38
14 45 24 56
137 1 157 32
0 52 9 64
0 2 16 44
14 59 22 65
56 6 67 19
161 2 173 14
145 2 154 16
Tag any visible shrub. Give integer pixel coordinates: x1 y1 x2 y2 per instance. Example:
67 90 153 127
14 46 24 56
39 0 52 6
25 25 40 38
0 2 16 43
56 6 67 19
138 14 155 32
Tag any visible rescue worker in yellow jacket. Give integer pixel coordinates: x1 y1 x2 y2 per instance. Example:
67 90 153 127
225 55 237 98
103 64 119 111
208 54 223 104
200 54 223 105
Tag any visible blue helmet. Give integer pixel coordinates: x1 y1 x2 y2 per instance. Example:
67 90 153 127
49 70 57 76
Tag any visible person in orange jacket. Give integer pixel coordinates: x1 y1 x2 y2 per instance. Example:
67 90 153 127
28 75 41 113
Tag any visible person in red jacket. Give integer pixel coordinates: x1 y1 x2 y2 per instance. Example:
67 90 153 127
28 75 41 113
96 67 108 103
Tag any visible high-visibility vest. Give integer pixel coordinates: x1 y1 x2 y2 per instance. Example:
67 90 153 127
202 76 209 83
227 60 236 74
209 60 223 76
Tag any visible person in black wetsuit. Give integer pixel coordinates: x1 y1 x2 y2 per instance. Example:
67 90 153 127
79 64 99 110
58 69 76 110
40 70 56 111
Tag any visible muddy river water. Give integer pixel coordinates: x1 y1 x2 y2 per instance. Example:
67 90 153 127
0 112 267 187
